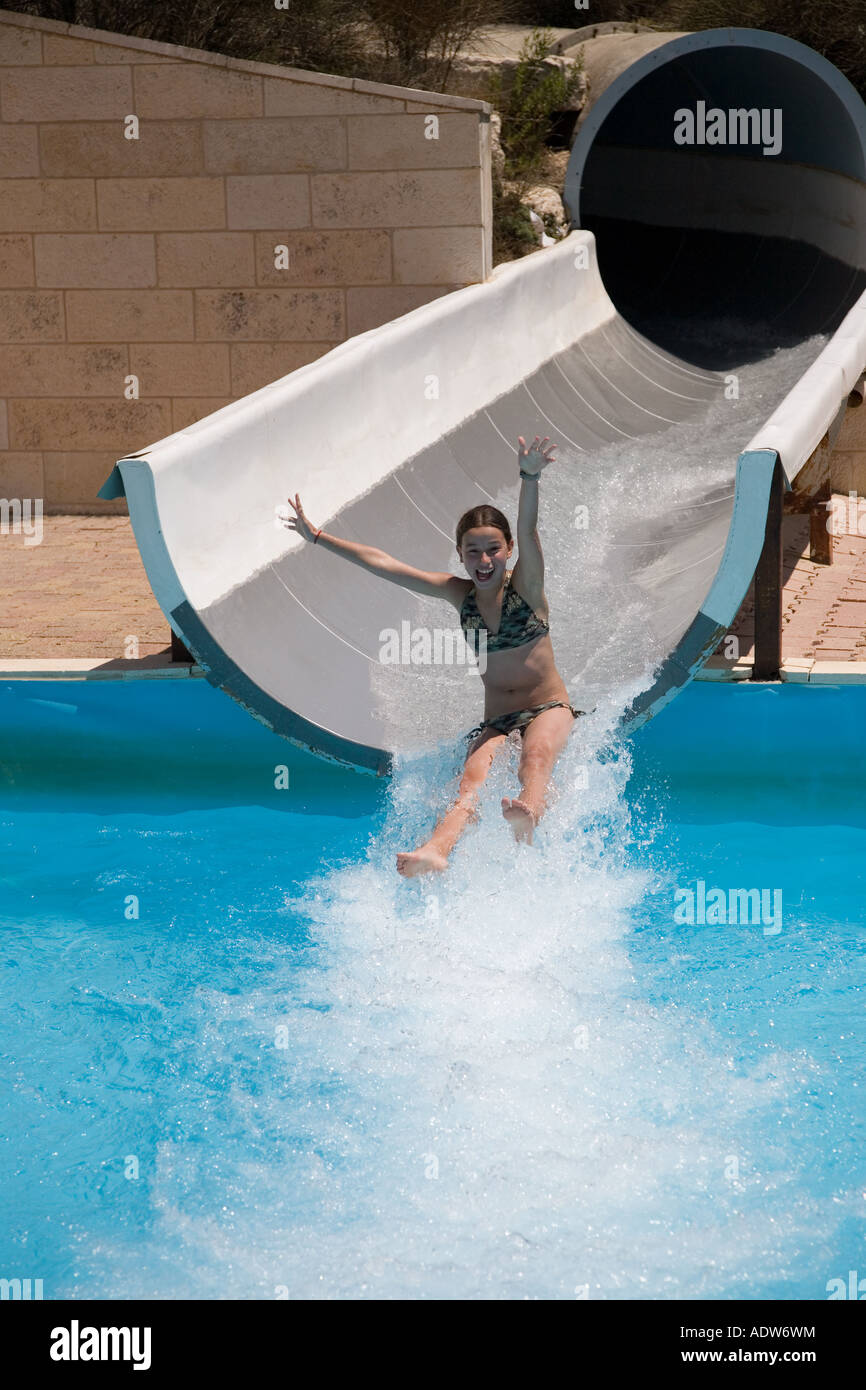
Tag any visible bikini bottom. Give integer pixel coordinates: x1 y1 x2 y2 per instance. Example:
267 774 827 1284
466 700 584 743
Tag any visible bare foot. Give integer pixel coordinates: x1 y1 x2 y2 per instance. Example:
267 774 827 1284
396 847 449 878
501 797 536 844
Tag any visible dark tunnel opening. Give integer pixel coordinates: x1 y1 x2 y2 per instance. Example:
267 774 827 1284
566 32 866 368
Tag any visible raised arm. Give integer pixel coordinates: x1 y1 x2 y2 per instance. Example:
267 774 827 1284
285 493 467 608
512 435 556 604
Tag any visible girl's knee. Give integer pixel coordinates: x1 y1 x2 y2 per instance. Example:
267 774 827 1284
457 770 487 804
519 743 555 774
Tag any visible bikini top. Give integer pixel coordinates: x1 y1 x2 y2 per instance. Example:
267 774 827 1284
460 571 550 654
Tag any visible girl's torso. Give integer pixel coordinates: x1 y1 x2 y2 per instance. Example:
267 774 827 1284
457 572 569 717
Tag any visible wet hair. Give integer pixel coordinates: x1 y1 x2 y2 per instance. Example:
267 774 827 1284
455 505 512 550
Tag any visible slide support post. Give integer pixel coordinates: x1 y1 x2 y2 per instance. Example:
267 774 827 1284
809 483 833 564
752 456 784 680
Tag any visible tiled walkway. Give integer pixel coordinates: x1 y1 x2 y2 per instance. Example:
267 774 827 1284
0 515 169 660
724 512 866 664
3 507 866 672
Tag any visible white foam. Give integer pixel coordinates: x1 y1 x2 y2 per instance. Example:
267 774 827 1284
87 695 832 1302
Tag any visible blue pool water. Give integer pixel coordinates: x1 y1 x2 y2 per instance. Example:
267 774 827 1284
1 678 864 1300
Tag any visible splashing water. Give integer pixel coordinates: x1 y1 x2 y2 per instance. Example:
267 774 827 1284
69 682 842 1301
372 328 827 750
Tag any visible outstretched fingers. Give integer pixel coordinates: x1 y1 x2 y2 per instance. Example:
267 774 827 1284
518 434 557 464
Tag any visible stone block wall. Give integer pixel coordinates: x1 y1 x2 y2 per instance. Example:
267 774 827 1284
828 404 866 498
0 9 491 511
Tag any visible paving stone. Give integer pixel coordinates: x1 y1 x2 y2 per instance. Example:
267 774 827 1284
1 513 168 657
725 516 866 667
821 601 866 627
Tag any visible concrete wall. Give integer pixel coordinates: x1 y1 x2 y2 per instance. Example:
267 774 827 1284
0 9 491 512
825 406 866 496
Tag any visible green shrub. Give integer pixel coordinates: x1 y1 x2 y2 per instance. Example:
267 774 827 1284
492 177 539 262
488 28 584 182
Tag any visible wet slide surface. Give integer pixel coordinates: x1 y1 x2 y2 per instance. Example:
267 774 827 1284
194 313 741 754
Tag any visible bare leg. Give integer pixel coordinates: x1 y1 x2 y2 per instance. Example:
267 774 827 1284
502 705 576 844
397 728 506 877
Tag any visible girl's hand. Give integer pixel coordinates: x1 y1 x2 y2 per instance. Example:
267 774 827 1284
285 493 319 543
518 434 556 477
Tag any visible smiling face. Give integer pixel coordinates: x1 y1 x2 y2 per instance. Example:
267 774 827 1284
458 525 513 591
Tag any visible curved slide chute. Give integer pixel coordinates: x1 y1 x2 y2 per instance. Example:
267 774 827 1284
102 28 866 773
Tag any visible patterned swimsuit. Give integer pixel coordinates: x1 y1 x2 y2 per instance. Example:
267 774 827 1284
460 572 583 741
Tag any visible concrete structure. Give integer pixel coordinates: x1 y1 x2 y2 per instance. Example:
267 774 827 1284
569 25 866 509
0 8 491 513
568 29 691 125
97 28 866 772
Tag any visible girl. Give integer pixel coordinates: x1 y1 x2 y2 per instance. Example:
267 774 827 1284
287 435 581 876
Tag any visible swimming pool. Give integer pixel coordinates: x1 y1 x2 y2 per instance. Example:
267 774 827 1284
1 679 863 1299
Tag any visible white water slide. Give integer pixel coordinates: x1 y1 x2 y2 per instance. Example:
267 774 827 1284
102 29 866 773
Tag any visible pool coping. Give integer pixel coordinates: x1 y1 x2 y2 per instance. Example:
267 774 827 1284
3 657 866 685
696 658 866 684
0 658 206 680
